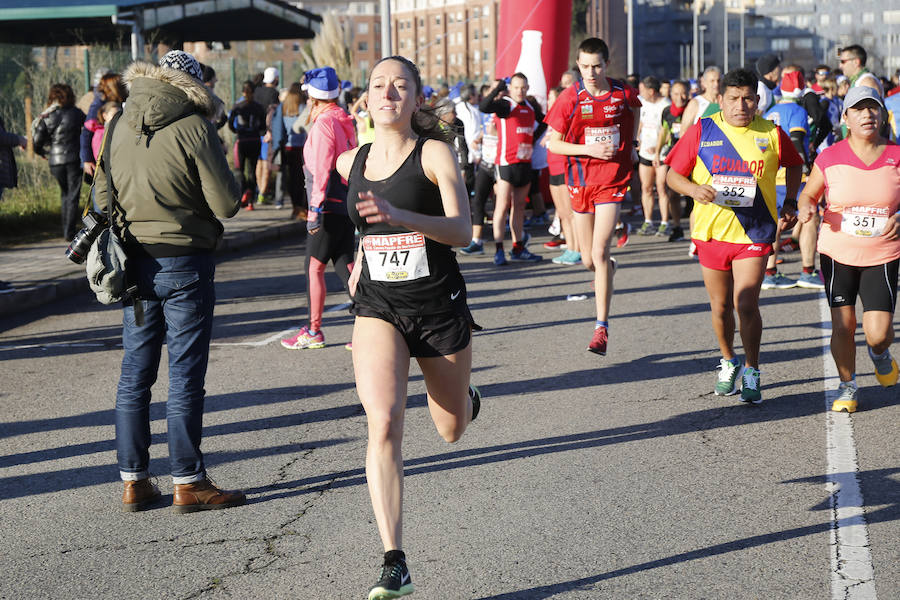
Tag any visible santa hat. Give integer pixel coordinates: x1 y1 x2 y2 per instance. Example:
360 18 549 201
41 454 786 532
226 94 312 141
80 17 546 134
780 71 806 98
301 67 340 100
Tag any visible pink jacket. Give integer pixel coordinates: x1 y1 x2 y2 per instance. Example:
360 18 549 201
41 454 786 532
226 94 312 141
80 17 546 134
303 103 357 219
84 119 105 161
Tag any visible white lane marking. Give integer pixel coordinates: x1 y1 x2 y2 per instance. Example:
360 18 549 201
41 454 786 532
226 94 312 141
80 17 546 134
325 301 352 313
819 295 878 599
211 328 297 347
210 302 352 346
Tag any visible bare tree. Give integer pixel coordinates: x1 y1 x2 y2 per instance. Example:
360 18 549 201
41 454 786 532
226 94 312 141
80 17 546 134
299 12 362 86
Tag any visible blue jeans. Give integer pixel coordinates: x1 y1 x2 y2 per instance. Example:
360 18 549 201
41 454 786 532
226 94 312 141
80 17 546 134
116 253 215 484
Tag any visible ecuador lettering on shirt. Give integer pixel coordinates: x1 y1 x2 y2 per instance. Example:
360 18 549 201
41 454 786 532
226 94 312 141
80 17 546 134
544 79 641 189
493 97 536 166
665 112 803 244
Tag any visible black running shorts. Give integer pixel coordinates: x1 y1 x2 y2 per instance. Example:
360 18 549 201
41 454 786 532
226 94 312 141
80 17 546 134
549 173 566 186
307 213 356 264
495 163 532 188
352 305 473 357
821 254 900 312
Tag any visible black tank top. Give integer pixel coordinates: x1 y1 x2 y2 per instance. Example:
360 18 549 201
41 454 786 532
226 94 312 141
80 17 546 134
348 137 467 316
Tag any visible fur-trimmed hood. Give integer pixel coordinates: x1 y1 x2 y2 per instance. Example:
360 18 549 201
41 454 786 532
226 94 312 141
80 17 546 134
121 61 215 134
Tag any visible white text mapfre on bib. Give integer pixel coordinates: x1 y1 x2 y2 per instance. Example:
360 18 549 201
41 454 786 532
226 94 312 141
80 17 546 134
841 206 890 237
363 233 430 282
585 125 619 147
711 174 757 208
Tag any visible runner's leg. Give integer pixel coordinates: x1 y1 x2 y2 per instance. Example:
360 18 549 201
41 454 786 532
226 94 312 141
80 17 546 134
639 163 655 227
862 310 895 355
731 255 767 368
417 342 474 443
830 306 857 381
799 212 819 270
765 220 783 275
701 266 736 361
655 164 670 224
510 184 530 244
551 183 577 254
575 212 595 271
492 179 513 247
591 202 620 321
353 316 411 552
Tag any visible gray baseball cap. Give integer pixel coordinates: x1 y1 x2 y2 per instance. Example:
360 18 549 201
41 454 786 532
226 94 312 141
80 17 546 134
842 86 884 115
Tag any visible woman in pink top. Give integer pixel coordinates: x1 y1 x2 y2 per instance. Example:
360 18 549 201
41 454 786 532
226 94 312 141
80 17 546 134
798 86 900 413
280 67 358 351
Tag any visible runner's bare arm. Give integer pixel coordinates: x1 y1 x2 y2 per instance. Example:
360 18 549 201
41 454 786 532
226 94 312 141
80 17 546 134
547 130 614 161
336 146 362 181
632 106 641 142
797 165 825 224
356 139 471 247
653 125 668 168
666 168 716 204
681 99 698 130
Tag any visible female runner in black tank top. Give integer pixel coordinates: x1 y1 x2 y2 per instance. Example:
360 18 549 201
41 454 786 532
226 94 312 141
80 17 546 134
335 55 481 600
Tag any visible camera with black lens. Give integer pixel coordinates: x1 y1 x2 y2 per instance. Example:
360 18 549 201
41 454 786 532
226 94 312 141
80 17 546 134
65 211 107 264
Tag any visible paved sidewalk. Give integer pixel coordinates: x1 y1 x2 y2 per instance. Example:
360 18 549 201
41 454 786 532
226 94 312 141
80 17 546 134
0 204 305 317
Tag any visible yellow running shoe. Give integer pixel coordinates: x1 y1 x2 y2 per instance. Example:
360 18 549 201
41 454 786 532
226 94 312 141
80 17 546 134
870 349 899 387
831 381 858 413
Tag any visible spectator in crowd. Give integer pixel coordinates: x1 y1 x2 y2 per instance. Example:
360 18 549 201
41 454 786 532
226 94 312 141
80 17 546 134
350 91 377 146
280 66 357 351
254 67 281 204
83 101 122 167
270 82 309 218
839 44 882 94
228 81 267 209
0 114 27 203
32 83 85 240
811 64 831 95
451 83 482 195
755 53 782 114
80 72 127 182
200 63 228 130
76 67 113 115
94 50 244 513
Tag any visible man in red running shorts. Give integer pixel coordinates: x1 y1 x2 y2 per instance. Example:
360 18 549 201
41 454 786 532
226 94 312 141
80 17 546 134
665 68 803 404
546 37 641 355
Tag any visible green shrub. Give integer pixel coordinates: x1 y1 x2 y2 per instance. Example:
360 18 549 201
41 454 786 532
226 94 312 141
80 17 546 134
0 156 90 245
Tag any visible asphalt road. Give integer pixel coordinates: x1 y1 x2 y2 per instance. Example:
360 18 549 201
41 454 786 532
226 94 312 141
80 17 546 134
1 231 897 599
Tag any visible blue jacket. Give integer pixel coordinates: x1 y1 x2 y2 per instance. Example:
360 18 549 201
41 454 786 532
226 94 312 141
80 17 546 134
269 103 307 161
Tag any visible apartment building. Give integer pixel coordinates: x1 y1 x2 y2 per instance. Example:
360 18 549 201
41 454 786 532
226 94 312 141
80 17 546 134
633 0 900 81
391 0 499 86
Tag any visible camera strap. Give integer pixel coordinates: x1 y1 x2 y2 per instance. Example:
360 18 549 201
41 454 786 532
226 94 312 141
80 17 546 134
99 112 143 325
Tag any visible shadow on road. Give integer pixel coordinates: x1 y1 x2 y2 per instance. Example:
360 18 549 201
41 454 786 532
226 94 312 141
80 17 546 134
244 390 882 509
472 468 900 600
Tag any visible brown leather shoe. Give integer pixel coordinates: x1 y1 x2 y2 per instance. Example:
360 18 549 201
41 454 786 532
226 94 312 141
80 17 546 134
122 478 162 512
172 478 246 514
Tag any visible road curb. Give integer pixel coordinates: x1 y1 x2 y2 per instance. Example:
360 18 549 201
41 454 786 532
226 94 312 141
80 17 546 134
0 221 305 318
